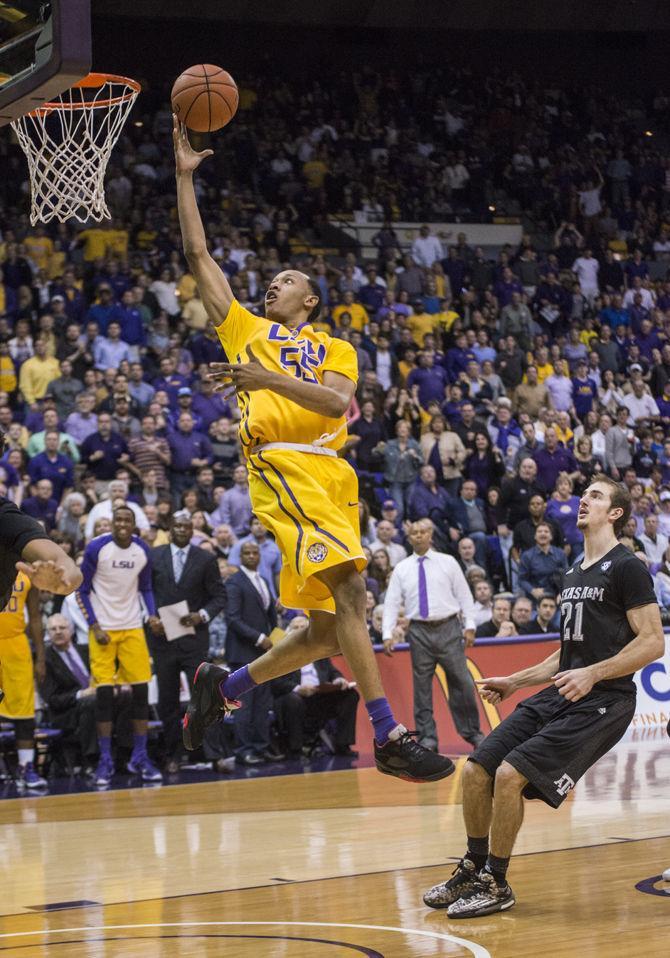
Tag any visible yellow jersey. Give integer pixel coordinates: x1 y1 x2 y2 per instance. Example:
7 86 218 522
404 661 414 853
0 572 31 640
332 302 369 332
216 300 358 455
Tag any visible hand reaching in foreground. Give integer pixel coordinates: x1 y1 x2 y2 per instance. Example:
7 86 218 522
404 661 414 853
475 676 516 705
16 559 78 595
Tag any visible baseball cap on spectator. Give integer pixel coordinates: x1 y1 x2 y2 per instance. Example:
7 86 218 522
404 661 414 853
178 387 192 396
51 294 65 303
660 491 670 502
382 499 398 510
629 363 643 373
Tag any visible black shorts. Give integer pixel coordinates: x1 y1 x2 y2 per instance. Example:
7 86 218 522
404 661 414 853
470 685 635 808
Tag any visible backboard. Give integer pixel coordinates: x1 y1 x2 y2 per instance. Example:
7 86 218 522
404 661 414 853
0 0 91 128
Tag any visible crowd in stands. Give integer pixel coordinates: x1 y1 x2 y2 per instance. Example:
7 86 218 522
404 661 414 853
2 62 670 776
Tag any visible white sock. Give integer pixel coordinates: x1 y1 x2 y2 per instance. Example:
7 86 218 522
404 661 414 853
387 724 407 742
18 748 34 767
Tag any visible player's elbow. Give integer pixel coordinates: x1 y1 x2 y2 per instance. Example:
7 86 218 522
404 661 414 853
326 392 349 418
184 243 207 262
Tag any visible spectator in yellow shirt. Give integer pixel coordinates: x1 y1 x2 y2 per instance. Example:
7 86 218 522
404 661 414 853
23 226 54 273
332 291 369 332
435 297 461 336
534 346 554 384
0 341 17 394
18 338 60 406
407 300 439 346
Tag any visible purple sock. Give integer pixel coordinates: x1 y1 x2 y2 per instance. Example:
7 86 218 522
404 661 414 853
221 665 257 701
366 697 397 745
132 733 147 758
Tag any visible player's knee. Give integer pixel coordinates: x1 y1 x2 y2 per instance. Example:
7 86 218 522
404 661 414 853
331 567 366 613
463 758 493 792
95 684 114 723
494 761 526 794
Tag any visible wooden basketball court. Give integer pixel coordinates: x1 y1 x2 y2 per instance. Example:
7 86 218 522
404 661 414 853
0 726 667 957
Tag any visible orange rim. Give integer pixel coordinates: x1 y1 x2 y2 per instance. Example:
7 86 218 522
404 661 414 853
28 72 141 115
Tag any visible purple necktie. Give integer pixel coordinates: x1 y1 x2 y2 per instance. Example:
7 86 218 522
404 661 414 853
417 556 430 618
65 648 89 689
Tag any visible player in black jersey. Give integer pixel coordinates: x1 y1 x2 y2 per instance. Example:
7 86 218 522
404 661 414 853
423 476 665 918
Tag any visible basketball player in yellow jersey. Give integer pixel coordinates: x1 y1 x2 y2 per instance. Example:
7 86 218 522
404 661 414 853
174 118 453 782
0 572 47 789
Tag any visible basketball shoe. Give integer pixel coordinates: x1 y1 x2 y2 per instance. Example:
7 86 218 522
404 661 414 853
94 755 114 788
374 727 455 782
423 858 480 909
127 754 163 782
16 762 47 790
447 868 515 918
182 663 240 751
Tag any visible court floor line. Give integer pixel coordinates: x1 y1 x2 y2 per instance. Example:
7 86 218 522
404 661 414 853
0 921 492 958
0 833 667 920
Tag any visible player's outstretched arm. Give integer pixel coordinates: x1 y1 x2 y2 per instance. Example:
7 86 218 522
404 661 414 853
477 649 561 704
173 116 235 325
17 539 82 595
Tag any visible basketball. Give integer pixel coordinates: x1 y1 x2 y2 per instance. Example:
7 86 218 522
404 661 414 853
171 64 239 133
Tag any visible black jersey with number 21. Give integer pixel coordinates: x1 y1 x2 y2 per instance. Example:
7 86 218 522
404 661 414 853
559 543 657 696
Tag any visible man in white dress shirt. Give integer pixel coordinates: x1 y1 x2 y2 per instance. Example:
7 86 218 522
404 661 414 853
382 518 484 751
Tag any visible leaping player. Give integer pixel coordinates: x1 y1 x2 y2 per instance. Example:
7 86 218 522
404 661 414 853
423 477 664 917
173 118 453 783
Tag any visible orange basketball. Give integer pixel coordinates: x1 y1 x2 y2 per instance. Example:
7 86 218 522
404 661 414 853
171 64 239 133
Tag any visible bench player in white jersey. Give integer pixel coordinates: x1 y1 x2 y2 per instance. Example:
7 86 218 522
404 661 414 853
423 476 664 917
76 506 161 787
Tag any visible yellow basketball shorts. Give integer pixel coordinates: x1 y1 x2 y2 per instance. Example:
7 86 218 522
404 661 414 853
0 634 35 719
246 448 366 613
88 627 152 686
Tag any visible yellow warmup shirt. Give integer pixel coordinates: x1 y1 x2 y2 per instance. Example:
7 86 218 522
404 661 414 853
407 311 438 346
24 235 53 272
216 300 358 455
332 302 369 332
0 355 17 393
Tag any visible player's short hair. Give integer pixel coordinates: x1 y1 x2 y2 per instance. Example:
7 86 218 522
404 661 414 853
304 277 322 323
589 476 631 535
112 504 135 524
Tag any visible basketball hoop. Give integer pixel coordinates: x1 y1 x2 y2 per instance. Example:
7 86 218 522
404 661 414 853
11 72 141 225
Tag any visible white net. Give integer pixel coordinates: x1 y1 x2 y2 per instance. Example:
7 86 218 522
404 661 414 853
11 74 140 225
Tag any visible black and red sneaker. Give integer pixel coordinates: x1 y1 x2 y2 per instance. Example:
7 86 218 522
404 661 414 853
374 727 456 783
182 663 240 751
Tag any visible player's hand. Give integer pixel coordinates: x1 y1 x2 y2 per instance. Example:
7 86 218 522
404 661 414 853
297 685 317 697
16 559 78 595
552 667 595 702
475 676 517 704
173 115 213 175
383 639 396 657
92 624 111 646
34 654 46 685
463 628 476 648
147 615 164 636
208 346 274 394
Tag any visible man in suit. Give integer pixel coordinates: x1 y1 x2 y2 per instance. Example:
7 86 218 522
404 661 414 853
446 479 489 568
40 613 132 770
271 618 359 758
147 511 227 772
225 541 282 766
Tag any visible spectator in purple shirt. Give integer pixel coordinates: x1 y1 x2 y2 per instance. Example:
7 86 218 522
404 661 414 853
532 427 579 493
358 267 386 314
85 284 124 334
27 430 74 500
208 463 253 536
21 478 59 531
190 377 231 429
406 351 448 409
494 267 523 308
80 411 130 481
167 411 213 501
153 356 190 407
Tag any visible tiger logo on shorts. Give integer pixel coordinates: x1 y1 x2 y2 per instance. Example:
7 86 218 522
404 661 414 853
307 542 329 563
